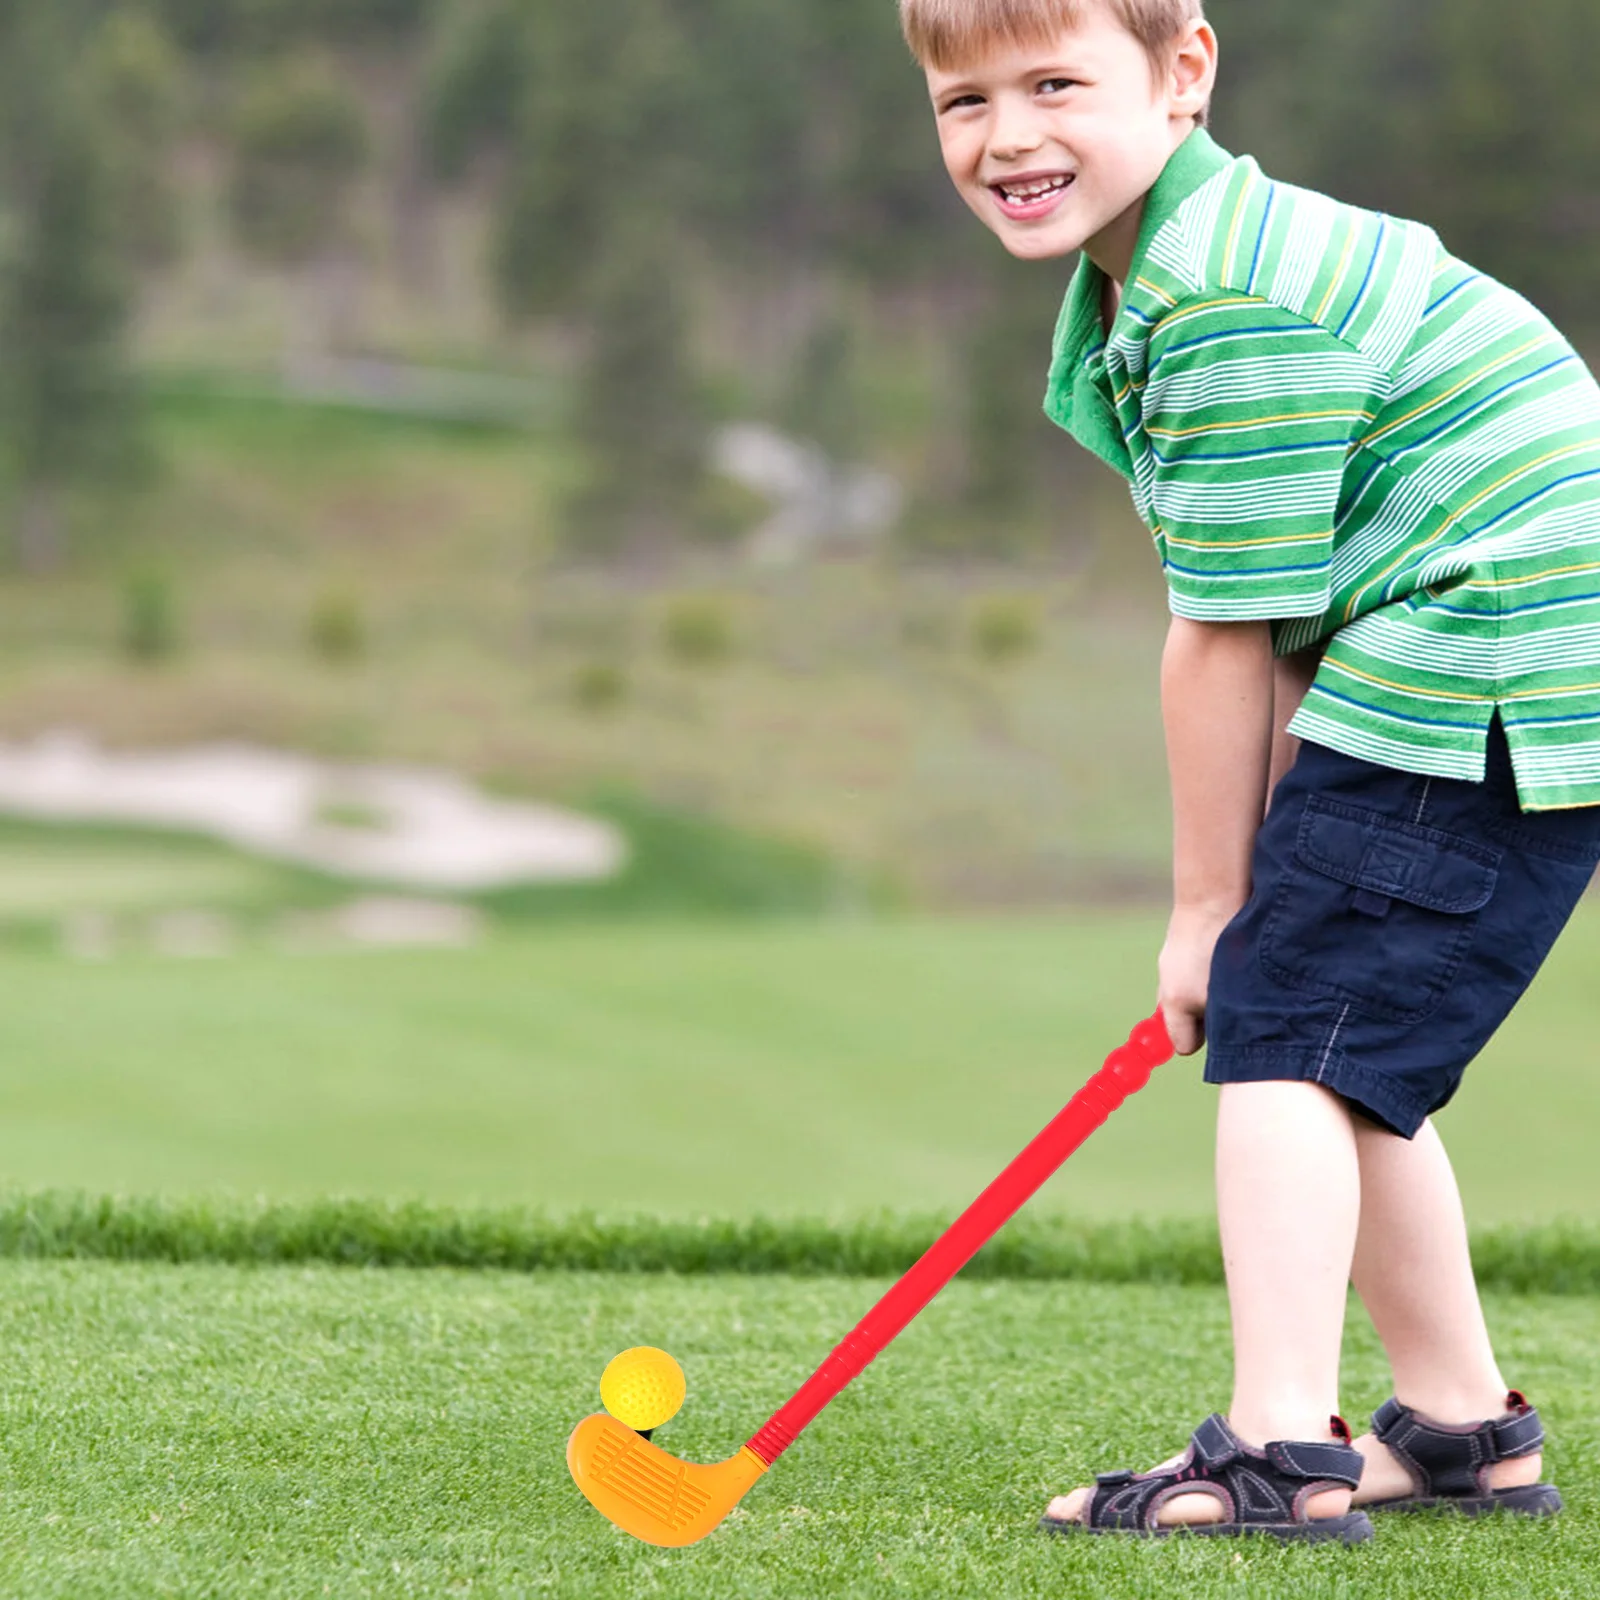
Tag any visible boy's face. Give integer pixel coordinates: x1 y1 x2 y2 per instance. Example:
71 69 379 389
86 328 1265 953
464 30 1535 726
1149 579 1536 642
924 5 1215 281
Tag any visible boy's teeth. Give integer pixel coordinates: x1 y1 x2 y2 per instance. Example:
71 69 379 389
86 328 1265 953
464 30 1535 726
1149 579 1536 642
1001 176 1068 201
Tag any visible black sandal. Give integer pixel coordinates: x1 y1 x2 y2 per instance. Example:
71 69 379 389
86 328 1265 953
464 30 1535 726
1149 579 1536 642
1041 1413 1373 1543
1364 1391 1562 1516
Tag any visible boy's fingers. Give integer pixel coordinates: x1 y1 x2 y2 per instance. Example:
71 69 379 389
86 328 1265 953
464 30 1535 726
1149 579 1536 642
1161 1002 1205 1057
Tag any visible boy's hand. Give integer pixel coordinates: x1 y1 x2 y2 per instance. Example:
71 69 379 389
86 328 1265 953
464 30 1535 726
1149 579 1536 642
1158 903 1235 1055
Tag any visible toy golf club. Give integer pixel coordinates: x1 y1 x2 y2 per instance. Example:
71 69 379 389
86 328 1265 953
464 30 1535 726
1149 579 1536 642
568 1010 1175 1547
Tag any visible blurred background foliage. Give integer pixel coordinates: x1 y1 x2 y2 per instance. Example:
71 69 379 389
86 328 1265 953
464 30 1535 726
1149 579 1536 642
0 0 1594 906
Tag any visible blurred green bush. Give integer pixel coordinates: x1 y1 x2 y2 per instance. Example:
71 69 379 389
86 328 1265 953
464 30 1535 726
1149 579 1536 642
661 596 736 670
120 572 180 664
307 589 366 666
970 596 1042 667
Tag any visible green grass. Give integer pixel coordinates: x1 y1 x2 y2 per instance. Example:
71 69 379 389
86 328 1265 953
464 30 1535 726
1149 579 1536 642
0 818 349 927
482 789 879 917
0 1262 1595 1598
0 909 1596 1222
5 1196 1600 1296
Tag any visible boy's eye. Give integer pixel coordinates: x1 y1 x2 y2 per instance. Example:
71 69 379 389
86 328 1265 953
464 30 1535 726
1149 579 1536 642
940 93 985 113
1038 77 1078 94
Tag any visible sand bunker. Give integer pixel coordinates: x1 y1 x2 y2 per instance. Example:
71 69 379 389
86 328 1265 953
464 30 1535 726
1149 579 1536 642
0 732 626 892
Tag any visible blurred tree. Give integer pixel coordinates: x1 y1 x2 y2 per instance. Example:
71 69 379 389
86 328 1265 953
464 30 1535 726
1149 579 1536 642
494 0 699 321
1208 0 1600 327
146 0 246 54
227 52 372 359
1414 0 1600 319
90 9 188 273
962 270 1064 523
422 0 527 181
0 6 140 572
893 253 1076 561
563 213 710 565
673 0 824 265
490 7 600 319
811 0 974 285
152 0 436 54
42 0 1600 359
784 299 862 465
308 0 438 47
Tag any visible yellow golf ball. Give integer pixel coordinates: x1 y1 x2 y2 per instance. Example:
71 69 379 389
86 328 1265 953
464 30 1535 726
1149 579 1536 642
599 1346 686 1431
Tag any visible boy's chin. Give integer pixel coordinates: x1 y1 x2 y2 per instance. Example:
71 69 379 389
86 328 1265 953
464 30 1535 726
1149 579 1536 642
992 226 1082 262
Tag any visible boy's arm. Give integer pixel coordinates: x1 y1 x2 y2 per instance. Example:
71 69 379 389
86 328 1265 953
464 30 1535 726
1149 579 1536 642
1268 646 1324 801
1159 615 1275 1056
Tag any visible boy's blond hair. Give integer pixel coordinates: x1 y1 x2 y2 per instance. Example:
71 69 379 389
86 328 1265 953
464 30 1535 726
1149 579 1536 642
901 0 1206 100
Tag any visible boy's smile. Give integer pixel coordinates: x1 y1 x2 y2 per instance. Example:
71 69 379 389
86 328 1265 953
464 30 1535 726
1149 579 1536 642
992 170 1077 223
925 7 1216 283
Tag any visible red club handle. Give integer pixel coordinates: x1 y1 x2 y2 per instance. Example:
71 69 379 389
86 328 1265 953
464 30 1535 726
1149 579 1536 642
745 1011 1174 1465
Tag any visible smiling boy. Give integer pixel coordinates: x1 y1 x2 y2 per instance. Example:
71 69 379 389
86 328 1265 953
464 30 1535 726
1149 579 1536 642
903 0 1600 1544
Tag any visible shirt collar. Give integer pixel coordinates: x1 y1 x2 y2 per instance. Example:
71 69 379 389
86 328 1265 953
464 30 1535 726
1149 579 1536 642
1057 126 1235 355
1044 126 1235 474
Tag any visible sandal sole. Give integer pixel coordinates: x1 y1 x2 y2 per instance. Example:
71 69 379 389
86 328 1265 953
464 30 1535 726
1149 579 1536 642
1365 1483 1562 1518
1040 1510 1375 1545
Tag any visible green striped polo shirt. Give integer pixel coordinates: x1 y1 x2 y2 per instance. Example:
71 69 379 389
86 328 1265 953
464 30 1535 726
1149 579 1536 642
1045 128 1600 811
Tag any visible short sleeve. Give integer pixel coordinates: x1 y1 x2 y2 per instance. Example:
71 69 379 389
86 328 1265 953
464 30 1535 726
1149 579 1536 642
1141 300 1384 622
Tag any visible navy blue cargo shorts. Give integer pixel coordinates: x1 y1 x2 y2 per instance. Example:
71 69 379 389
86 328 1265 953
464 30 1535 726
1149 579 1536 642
1204 718 1600 1137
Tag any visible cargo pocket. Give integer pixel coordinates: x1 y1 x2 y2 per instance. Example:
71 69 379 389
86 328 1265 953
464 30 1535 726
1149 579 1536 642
1260 797 1501 1024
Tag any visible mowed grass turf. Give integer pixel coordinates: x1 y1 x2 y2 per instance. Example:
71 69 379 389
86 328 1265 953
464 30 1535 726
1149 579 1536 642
0 1262 1595 1599
0 909 1598 1222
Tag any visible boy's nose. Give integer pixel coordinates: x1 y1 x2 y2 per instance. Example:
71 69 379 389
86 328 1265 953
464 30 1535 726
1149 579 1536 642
988 101 1046 162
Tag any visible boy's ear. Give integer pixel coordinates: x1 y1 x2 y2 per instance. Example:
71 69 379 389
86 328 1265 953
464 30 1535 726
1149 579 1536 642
1167 21 1218 119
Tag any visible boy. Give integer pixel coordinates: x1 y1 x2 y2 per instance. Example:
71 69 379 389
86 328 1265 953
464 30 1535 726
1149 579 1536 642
903 0 1600 1543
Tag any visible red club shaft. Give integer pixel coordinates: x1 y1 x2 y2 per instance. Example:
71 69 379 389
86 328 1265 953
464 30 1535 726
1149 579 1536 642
745 1012 1174 1465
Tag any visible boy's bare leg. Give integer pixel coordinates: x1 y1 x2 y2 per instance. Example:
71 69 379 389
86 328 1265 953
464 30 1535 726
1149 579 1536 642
1047 1080 1357 1527
1346 1116 1543 1502
1219 1081 1358 1461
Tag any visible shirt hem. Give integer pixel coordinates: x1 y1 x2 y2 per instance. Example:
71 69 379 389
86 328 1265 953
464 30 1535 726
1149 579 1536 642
1168 589 1333 623
1289 704 1600 811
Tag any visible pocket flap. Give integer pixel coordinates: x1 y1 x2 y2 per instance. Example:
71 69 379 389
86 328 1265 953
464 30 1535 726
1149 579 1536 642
1294 799 1499 914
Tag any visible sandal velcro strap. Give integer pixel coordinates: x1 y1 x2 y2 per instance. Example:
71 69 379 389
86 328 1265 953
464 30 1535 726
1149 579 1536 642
1491 1397 1545 1460
1372 1393 1545 1499
1079 1414 1365 1535
1190 1414 1243 1468
1267 1439 1363 1487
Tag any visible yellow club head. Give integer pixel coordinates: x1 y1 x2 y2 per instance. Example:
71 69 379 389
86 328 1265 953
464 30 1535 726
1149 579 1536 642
567 1413 769 1548
599 1346 686 1432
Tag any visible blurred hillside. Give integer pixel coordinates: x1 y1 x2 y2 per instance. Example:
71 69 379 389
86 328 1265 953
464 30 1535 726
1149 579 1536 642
4 0 1597 558
0 0 1595 903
